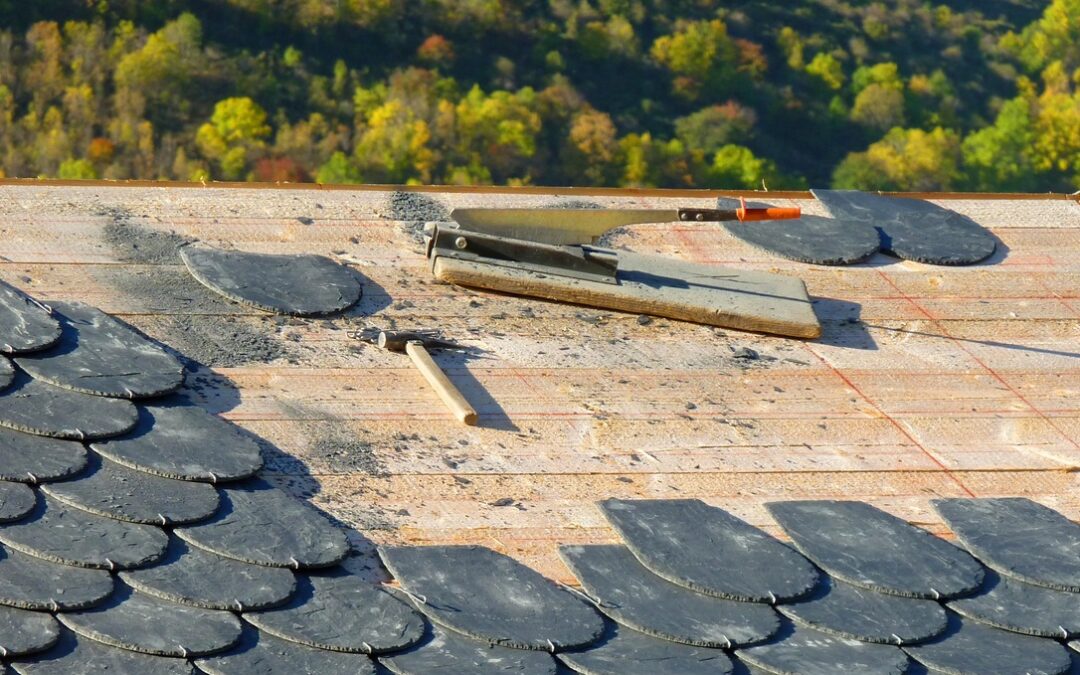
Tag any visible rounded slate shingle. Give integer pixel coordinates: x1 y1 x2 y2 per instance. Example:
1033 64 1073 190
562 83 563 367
11 628 194 674
933 498 1080 592
58 584 241 658
766 500 984 600
903 614 1071 675
0 543 113 611
559 623 734 675
776 574 948 645
91 402 262 483
0 373 139 441
0 604 61 657
380 623 557 675
599 498 819 603
41 453 219 526
174 478 348 569
0 480 37 522
0 493 167 570
379 545 605 652
14 302 184 399
245 570 425 653
0 282 62 355
120 537 295 611
196 626 377 675
948 569 1080 639
559 544 779 648
737 621 910 675
180 246 362 316
0 428 87 484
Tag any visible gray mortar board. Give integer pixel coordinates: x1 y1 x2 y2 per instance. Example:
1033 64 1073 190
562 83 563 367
0 543 113 611
0 481 36 522
0 604 60 657
57 583 241 658
174 477 348 569
379 544 606 651
776 574 948 645
40 453 219 526
717 198 879 265
0 428 87 484
812 189 996 265
933 497 1080 592
0 281 61 355
244 569 425 653
197 625 377 675
904 613 1072 675
947 569 1080 639
11 628 194 674
766 500 984 600
91 402 262 482
599 499 819 603
180 246 362 316
120 537 295 611
559 544 779 648
737 621 910 675
559 622 734 675
0 373 139 441
0 356 12 390
0 493 167 570
14 302 183 399
380 622 558 675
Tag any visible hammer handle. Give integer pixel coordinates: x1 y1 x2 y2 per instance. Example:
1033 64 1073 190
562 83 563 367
405 341 478 426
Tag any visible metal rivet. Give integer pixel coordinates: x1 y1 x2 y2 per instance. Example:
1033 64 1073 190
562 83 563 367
454 236 468 250
696 213 704 221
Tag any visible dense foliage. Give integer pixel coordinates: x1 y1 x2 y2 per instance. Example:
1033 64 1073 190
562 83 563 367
0 0 1077 190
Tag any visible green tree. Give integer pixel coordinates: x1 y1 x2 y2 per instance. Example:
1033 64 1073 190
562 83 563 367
961 97 1037 191
651 19 739 100
834 127 961 191
196 97 271 180
709 144 778 189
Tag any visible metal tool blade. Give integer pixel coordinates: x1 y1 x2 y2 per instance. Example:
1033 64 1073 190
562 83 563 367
449 208 681 246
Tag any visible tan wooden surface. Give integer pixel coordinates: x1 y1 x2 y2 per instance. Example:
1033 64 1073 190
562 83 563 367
1 184 1078 583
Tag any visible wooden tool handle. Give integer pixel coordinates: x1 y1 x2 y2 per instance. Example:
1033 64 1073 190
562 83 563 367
405 340 478 426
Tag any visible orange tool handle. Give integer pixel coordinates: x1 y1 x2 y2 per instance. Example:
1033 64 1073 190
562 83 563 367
737 198 801 222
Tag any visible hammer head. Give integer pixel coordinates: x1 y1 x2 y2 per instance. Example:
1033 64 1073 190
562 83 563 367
377 330 454 353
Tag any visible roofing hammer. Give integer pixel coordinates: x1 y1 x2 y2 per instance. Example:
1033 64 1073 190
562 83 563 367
377 330 478 426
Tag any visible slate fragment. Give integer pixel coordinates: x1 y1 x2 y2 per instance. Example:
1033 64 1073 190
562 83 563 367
717 199 879 265
0 480 37 522
766 500 984 599
379 545 606 651
92 402 262 482
175 478 348 569
181 246 362 316
934 497 1080 592
0 493 167 570
120 537 295 611
41 453 219 525
599 498 819 602
0 604 60 657
11 628 194 674
0 281 61 355
380 623 557 675
903 613 1071 675
0 373 139 441
196 626 377 675
559 622 734 675
559 544 779 648
737 621 910 675
0 428 87 484
0 355 12 390
777 574 948 645
0 543 113 611
14 302 183 399
948 569 1080 639
245 569 425 653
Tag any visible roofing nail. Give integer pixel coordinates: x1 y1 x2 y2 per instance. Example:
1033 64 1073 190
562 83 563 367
26 471 38 484
49 600 60 613
1059 626 1069 639
289 556 301 570
361 641 373 654
104 558 116 571
207 472 218 484
179 646 189 659
891 633 903 645
123 387 135 398
2 343 12 352
401 589 427 606
722 637 732 649
234 599 244 612
0 646 8 658
767 591 777 604
546 639 556 653
929 588 941 600
158 514 168 526
73 428 86 441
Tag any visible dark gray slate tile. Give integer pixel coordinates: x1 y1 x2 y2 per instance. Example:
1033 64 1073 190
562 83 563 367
0 493 167 570
559 622 733 675
14 302 183 399
181 247 362 316
120 537 295 611
717 199 879 265
934 498 1080 592
559 544 778 648
196 626 377 675
948 569 1080 639
777 574 948 645
40 453 219 526
0 373 139 441
600 499 819 603
737 621 910 675
0 543 113 611
174 478 347 569
904 614 1071 675
0 481 36 522
92 402 262 483
379 545 605 651
0 605 60 657
0 429 87 484
245 570 425 653
380 623 557 675
766 500 984 599
0 356 12 390
11 628 194 674
812 190 996 265
57 584 241 658
0 282 61 356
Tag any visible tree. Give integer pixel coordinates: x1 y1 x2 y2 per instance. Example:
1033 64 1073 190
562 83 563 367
1004 0 1080 73
114 13 203 128
806 53 845 91
651 19 740 100
674 102 757 155
709 144 778 189
353 100 434 184
196 97 271 180
961 97 1038 191
834 127 961 191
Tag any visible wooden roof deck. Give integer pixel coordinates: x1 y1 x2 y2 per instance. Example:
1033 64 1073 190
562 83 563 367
2 182 1078 584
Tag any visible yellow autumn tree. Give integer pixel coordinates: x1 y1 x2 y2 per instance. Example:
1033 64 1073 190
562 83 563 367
196 97 271 180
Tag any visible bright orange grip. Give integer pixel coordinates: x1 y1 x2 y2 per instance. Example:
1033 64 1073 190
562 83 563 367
737 202 802 222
